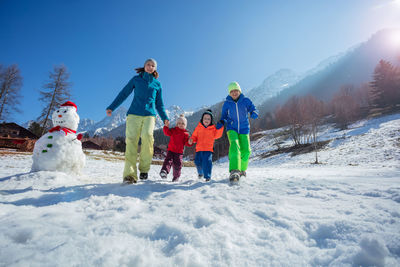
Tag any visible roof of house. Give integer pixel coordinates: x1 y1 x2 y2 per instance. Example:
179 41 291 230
0 122 38 139
82 140 102 150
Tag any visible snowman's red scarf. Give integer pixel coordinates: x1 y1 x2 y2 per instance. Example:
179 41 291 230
49 126 83 140
49 126 76 135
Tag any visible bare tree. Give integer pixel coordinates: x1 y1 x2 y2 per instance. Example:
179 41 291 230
352 83 372 118
99 137 114 150
275 95 325 161
300 95 324 163
0 64 4 100
356 83 372 108
0 64 23 122
330 85 360 129
38 64 72 134
274 96 303 146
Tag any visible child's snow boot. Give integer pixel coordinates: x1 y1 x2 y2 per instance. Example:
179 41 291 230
198 174 204 179
139 173 148 180
240 171 246 179
160 170 167 179
205 178 211 182
123 175 137 184
229 170 240 183
172 177 179 182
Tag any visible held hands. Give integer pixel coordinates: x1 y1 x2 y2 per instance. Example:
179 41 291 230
164 120 170 127
216 119 225 130
188 138 193 145
106 109 112 117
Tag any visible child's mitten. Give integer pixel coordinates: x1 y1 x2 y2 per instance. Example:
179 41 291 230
250 112 258 119
216 121 224 129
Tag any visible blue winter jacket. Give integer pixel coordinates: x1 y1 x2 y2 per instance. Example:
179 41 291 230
220 94 258 134
107 72 169 121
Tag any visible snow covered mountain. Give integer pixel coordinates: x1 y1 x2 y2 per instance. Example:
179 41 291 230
245 51 349 108
245 69 300 107
78 105 194 137
257 29 400 112
77 118 95 133
78 107 127 136
248 29 400 111
155 105 194 129
300 50 349 79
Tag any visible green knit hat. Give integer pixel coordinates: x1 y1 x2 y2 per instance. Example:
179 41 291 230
228 81 241 93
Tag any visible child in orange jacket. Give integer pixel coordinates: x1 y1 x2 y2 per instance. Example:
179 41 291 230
188 109 224 181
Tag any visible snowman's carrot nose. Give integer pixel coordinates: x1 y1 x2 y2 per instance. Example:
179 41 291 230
58 115 62 118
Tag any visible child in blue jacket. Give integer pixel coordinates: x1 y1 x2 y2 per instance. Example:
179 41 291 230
218 81 258 182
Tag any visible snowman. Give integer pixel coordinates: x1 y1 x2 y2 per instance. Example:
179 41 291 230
31 101 86 174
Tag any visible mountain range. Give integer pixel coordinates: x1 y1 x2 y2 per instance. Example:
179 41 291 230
77 105 195 137
245 69 300 107
258 29 400 114
77 107 127 136
76 28 400 137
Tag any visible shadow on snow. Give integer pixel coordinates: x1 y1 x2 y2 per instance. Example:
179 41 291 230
0 173 228 207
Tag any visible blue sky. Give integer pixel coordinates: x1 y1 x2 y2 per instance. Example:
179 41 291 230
1 0 399 124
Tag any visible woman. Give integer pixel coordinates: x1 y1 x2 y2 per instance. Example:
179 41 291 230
106 59 169 183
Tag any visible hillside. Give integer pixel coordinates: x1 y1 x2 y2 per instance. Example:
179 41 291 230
245 68 299 107
258 29 400 114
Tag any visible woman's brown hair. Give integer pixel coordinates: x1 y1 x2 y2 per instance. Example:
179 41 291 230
135 67 159 79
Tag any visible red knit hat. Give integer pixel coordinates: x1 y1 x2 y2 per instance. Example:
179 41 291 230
61 101 77 111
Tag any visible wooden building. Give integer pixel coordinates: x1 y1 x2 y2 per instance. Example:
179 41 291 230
0 123 38 152
82 140 102 150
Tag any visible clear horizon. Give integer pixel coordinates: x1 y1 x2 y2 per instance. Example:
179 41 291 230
1 0 400 124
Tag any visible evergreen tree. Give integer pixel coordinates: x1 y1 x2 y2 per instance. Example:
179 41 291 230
370 60 400 109
0 64 23 122
37 64 72 134
28 121 45 137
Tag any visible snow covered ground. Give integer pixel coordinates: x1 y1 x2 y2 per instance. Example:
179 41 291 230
1 114 399 266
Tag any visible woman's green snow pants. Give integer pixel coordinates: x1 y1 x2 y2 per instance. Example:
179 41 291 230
123 114 155 180
227 130 251 172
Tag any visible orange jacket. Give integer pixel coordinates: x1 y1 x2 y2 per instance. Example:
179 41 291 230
191 122 224 152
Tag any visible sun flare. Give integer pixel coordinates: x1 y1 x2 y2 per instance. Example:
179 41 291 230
389 30 400 47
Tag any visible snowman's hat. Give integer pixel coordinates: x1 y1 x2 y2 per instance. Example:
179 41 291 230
61 101 77 111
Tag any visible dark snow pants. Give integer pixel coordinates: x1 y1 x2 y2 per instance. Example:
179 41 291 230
161 151 183 179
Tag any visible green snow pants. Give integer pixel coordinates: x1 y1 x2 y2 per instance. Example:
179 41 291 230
123 114 155 180
227 130 251 172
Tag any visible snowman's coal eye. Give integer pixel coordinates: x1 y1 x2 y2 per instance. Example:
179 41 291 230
57 110 59 113
63 110 67 113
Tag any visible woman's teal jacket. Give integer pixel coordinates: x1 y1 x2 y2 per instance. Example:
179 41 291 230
107 72 169 122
